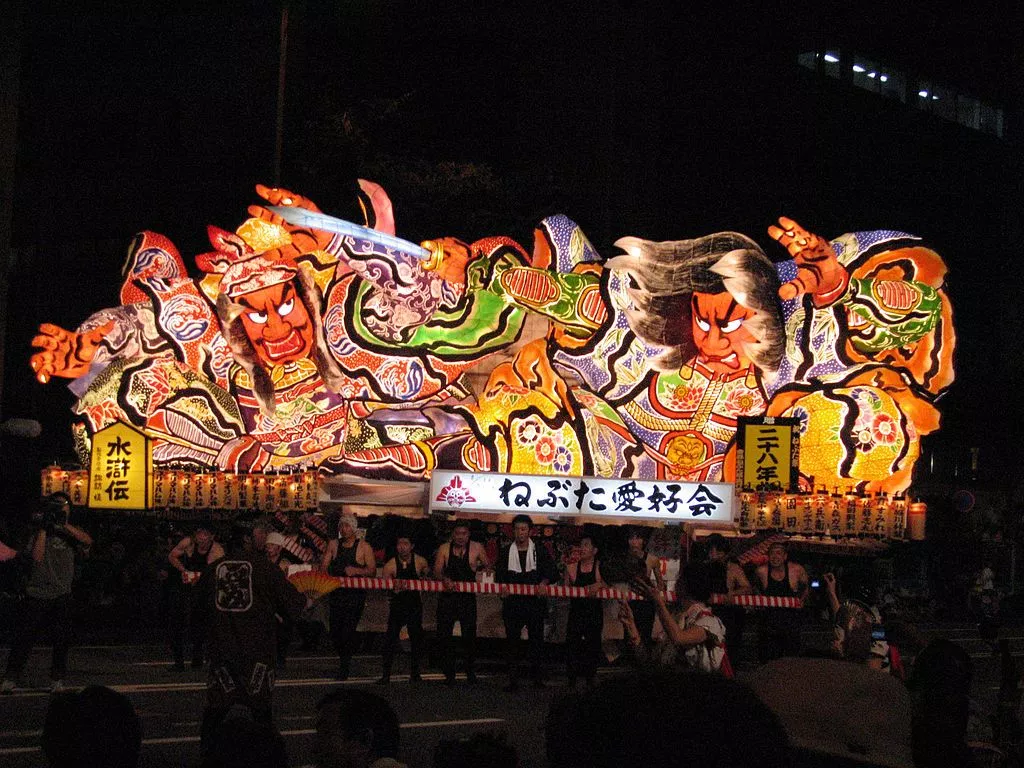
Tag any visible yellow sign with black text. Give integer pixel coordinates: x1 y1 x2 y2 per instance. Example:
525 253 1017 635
740 421 797 491
88 422 152 509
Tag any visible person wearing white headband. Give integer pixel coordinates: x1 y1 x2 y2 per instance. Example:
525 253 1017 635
320 513 376 680
494 514 557 692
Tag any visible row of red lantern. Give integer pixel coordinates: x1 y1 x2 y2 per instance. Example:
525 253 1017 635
737 491 926 540
41 466 320 512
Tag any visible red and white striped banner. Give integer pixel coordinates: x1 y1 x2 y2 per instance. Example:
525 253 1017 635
708 593 803 609
311 575 802 608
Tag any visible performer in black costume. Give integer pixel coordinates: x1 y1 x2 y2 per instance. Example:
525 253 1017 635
433 521 490 685
564 535 605 687
320 514 376 680
378 532 429 683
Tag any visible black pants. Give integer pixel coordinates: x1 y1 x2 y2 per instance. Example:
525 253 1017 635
381 594 424 677
629 599 656 647
565 602 603 683
201 660 274 758
4 594 72 681
502 596 546 684
275 615 292 665
329 591 366 678
758 611 802 663
169 585 207 666
713 605 746 661
436 593 477 680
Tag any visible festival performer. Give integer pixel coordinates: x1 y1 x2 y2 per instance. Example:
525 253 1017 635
378 530 429 684
320 513 375 680
28 182 535 480
433 520 490 685
563 534 605 687
494 514 557 691
201 525 306 754
704 533 753 657
0 494 92 694
755 542 809 663
167 519 224 670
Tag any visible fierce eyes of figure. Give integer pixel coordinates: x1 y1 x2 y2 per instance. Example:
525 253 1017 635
694 316 745 333
247 298 294 325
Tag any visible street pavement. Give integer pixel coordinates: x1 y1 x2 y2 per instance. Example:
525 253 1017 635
0 624 1019 767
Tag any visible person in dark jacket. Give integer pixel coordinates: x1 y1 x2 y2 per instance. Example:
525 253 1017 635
494 514 557 691
200 527 307 754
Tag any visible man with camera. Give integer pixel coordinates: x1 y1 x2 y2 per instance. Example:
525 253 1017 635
1 493 92 693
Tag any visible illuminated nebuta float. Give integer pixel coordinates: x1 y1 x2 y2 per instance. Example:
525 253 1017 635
31 182 953 493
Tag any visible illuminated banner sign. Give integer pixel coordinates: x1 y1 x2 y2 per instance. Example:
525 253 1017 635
430 471 734 523
738 417 800 492
88 421 152 510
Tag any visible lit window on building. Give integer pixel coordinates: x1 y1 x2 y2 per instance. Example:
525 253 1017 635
879 70 906 103
823 50 841 79
796 50 1001 137
851 58 879 94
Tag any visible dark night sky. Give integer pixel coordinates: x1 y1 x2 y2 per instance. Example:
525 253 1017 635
2 0 1022 500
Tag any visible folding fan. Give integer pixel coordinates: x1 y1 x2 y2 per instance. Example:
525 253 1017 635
288 570 344 600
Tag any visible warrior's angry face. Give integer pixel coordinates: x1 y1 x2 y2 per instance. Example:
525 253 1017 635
237 280 313 367
691 292 757 375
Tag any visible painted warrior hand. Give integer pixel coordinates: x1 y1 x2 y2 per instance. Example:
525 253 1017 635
768 216 849 305
30 321 115 384
246 185 336 262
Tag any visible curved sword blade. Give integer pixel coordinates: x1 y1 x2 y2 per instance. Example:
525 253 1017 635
268 206 430 261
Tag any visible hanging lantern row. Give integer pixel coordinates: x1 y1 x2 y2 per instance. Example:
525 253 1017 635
736 489 926 541
41 466 320 512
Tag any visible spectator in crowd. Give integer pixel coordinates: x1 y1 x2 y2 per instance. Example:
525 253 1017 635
251 516 274 553
433 521 490 685
563 534 605 687
619 561 729 675
749 656 914 767
378 530 429 684
315 690 406 768
545 666 789 768
167 518 225 670
755 542 808 663
626 527 664 647
41 685 141 768
434 732 517 768
823 571 897 674
321 514 376 681
495 514 558 691
201 710 288 768
704 533 752 656
1 493 92 693
200 525 307 754
908 639 973 768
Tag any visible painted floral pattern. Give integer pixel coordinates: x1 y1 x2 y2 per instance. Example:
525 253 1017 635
723 386 766 416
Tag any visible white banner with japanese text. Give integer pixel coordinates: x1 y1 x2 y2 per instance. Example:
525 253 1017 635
430 471 734 523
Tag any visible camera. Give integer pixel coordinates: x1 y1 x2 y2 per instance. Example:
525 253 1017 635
31 494 71 531
871 627 887 641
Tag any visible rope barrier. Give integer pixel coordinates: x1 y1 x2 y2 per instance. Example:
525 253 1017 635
287 573 803 608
